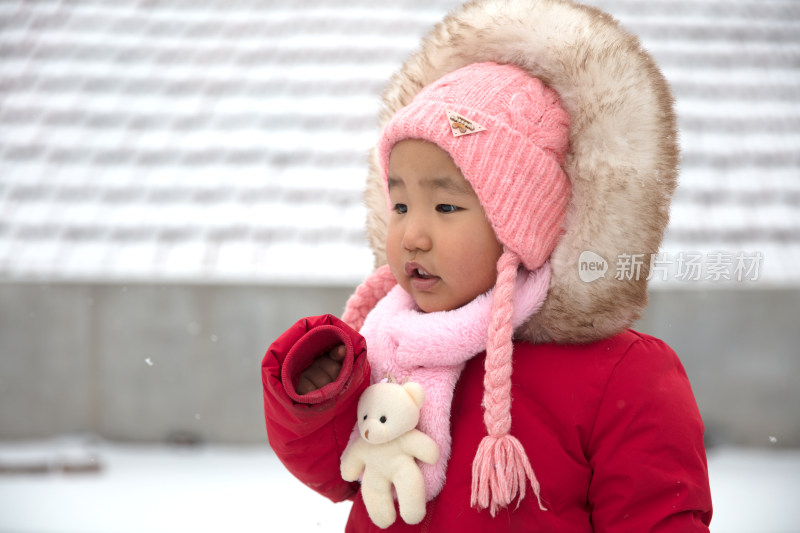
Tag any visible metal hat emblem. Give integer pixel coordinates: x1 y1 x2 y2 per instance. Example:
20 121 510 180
446 109 486 137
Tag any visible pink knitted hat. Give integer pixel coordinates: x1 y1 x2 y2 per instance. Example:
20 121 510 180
344 62 571 515
379 61 571 272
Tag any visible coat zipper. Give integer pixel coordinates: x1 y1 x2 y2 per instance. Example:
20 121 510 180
419 498 437 533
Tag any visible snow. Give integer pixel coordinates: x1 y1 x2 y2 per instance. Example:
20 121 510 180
0 438 352 533
2 0 798 286
0 437 797 533
708 447 800 532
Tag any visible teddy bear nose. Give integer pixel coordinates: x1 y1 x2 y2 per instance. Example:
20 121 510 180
365 429 370 440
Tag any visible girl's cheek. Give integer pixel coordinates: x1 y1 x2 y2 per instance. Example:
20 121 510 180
385 233 403 276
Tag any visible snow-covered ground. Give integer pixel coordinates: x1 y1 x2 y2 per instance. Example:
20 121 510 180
0 437 797 533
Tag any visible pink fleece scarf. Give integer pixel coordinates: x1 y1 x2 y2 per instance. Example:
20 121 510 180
358 265 551 500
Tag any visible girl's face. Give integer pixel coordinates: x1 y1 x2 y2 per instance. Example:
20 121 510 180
386 139 503 313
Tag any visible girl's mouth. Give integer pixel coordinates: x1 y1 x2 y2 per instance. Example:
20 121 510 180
405 262 440 291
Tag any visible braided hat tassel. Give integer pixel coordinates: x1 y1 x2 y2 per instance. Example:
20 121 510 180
470 250 548 515
341 264 397 331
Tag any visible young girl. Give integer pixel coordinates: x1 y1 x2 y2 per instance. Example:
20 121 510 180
262 0 713 531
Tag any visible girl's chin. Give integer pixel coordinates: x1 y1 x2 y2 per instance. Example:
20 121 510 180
411 293 472 314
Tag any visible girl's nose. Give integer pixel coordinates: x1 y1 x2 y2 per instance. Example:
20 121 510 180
402 217 432 252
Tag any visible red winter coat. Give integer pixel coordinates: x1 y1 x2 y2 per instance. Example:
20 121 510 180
262 315 712 532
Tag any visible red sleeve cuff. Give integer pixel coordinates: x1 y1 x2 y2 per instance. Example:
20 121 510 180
281 323 357 404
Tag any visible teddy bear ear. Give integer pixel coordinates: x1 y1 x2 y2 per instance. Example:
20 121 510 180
402 382 425 408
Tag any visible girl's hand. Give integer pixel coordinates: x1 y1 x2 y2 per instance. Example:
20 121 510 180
296 344 346 394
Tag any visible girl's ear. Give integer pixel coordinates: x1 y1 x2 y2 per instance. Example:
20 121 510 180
402 382 425 408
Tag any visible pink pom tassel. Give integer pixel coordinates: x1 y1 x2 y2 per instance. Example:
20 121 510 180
470 433 546 515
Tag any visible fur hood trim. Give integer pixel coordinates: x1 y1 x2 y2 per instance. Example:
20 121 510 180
362 0 678 343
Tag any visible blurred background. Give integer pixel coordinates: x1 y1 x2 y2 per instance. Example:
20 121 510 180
0 0 798 531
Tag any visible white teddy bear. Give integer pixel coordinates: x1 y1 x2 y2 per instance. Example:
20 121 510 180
340 381 440 529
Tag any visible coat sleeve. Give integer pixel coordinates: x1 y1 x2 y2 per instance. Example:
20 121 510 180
586 334 713 532
261 314 370 502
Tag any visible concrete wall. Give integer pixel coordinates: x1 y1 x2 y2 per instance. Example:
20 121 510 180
0 283 353 444
1 283 797 447
636 288 800 448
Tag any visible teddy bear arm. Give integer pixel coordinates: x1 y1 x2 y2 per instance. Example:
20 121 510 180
340 441 367 482
400 429 440 465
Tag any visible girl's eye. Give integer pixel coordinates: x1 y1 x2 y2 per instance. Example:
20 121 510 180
436 204 461 214
393 203 408 214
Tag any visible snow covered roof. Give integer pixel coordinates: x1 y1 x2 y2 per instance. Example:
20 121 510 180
1 0 798 286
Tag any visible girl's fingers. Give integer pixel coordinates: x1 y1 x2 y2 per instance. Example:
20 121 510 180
295 345 347 394
302 365 330 391
317 356 342 381
296 375 316 395
329 344 347 361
